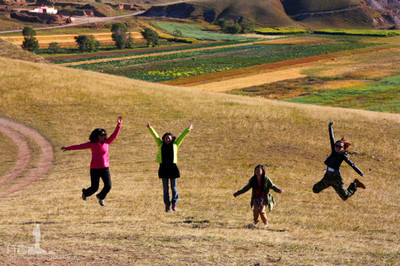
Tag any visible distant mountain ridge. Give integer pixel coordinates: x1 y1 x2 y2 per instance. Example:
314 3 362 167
141 0 400 29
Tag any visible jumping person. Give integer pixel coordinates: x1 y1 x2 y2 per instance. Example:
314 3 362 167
61 116 122 206
233 165 282 227
147 121 193 212
312 121 365 200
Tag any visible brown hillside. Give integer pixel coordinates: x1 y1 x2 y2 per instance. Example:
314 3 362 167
141 0 400 29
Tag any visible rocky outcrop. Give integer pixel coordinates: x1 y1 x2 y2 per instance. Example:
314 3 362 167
367 0 400 28
142 3 196 19
0 0 27 4
10 10 64 24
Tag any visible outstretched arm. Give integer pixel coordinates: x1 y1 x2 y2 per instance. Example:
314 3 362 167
268 178 282 193
233 182 252 197
61 142 91 151
344 155 364 177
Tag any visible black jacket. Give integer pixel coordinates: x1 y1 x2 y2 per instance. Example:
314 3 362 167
324 124 363 176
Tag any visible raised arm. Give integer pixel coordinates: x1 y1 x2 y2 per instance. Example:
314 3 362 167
329 122 335 151
106 116 122 144
175 122 192 147
147 122 162 146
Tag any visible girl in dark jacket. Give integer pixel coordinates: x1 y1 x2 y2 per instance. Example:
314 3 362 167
312 122 365 200
234 165 282 227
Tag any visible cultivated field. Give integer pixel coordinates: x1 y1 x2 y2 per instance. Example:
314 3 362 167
0 54 399 264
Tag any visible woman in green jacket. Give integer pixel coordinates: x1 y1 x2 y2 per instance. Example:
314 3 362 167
147 121 193 212
234 165 282 227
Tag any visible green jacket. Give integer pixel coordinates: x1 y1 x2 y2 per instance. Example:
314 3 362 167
148 126 191 164
235 175 281 211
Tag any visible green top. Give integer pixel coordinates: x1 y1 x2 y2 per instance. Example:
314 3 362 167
148 126 191 164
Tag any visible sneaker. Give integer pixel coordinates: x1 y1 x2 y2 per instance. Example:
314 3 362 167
265 221 269 227
96 195 105 206
81 189 86 201
172 204 177 211
354 179 366 189
165 205 170 212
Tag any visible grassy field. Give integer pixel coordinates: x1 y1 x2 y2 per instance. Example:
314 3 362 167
151 22 255 41
0 55 399 264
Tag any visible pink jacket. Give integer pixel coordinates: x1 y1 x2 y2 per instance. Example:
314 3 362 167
66 123 121 169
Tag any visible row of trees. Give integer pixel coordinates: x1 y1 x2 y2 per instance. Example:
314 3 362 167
21 18 254 52
21 24 160 52
215 18 255 34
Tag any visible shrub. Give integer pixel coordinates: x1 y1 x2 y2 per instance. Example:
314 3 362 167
141 27 159 47
49 42 60 54
74 35 99 52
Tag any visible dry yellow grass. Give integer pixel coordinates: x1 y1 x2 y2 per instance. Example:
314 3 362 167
0 57 399 264
189 66 308 92
0 32 144 48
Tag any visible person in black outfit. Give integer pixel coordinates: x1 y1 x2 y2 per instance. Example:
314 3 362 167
313 122 365 200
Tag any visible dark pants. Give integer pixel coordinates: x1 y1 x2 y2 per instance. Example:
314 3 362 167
162 178 178 207
313 171 356 201
84 168 112 200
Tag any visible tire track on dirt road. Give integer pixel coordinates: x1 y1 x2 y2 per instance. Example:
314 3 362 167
0 118 54 198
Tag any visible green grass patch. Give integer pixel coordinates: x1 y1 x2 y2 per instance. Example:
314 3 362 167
255 27 310 35
314 29 400 37
151 22 255 41
285 75 400 113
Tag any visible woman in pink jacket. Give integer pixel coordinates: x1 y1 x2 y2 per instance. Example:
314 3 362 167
61 116 122 206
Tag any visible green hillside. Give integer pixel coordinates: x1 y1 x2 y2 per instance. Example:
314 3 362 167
0 56 399 264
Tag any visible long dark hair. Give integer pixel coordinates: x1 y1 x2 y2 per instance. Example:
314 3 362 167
89 128 106 143
251 164 266 188
162 132 176 143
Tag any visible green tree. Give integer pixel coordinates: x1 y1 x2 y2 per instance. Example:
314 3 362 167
21 26 39 51
74 35 99 52
224 22 241 34
240 20 255 33
125 32 134 48
111 22 127 49
141 27 159 47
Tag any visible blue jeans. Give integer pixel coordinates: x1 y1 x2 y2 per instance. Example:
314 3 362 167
162 178 178 206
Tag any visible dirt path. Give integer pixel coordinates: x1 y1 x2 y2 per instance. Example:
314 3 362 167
0 118 54 198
